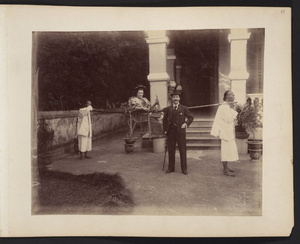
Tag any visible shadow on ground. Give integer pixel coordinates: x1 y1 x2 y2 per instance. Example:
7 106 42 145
33 170 134 215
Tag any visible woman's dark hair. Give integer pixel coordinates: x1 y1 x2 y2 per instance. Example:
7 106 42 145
136 89 144 96
223 90 230 101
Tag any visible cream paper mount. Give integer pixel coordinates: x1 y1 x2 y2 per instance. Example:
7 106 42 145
0 5 293 237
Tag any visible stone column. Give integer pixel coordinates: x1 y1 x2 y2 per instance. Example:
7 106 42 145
145 31 170 109
167 49 176 105
228 29 251 105
176 65 182 92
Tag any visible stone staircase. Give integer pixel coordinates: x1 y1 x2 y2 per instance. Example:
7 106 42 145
186 118 221 150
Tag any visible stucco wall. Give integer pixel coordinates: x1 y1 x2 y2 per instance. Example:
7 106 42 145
38 110 127 154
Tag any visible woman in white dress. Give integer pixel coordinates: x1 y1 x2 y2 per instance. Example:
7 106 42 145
211 90 238 177
77 101 93 160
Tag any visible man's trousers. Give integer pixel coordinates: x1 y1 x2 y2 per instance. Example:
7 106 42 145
167 126 187 172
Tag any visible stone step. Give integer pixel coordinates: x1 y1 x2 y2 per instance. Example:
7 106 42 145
189 121 214 128
186 137 221 144
192 118 214 122
186 143 221 150
186 128 212 136
186 132 212 137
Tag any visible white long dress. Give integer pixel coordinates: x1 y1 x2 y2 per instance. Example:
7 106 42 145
211 103 239 162
77 105 93 152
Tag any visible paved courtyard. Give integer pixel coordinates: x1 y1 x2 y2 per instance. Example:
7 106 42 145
50 133 262 216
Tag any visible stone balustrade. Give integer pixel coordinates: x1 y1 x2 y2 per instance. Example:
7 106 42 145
38 109 127 155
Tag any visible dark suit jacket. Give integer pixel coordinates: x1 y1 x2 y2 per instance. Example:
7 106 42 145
163 104 194 135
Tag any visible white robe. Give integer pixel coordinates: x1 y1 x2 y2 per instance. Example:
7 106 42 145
211 103 239 162
77 105 93 152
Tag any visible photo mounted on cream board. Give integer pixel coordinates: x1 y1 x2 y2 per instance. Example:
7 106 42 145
32 28 264 216
1 5 293 237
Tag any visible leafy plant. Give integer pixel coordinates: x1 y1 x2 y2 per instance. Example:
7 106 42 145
235 104 245 131
235 98 252 131
37 118 54 154
238 104 263 141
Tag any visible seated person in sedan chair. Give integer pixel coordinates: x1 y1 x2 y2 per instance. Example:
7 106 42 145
127 84 163 137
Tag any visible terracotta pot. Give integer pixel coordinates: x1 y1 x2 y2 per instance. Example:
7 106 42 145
124 137 137 144
38 153 53 170
247 140 263 150
247 140 263 160
125 143 134 153
235 126 250 139
235 125 246 132
249 149 262 160
235 131 250 139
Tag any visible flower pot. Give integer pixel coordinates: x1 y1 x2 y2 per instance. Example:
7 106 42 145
38 153 53 170
247 139 263 150
235 131 250 139
125 143 134 153
247 140 263 160
124 137 137 144
235 125 249 139
249 149 262 160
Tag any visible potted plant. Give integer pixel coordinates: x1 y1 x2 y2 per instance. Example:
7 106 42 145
124 108 137 153
235 103 250 140
37 118 55 169
239 103 263 160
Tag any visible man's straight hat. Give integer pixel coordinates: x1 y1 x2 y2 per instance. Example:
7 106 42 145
170 90 181 97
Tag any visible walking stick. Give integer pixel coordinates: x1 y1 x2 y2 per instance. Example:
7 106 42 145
163 138 167 171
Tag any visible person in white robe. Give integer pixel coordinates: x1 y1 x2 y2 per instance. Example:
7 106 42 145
211 90 238 177
77 101 93 160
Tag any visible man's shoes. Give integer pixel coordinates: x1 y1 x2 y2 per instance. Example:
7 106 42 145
165 169 174 174
182 171 188 175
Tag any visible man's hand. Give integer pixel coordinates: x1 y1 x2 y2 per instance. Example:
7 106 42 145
181 123 187 129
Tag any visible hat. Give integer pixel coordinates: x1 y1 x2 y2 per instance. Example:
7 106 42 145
135 84 147 91
170 91 181 96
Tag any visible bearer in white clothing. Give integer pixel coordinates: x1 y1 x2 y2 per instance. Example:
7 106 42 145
211 90 238 177
77 101 93 160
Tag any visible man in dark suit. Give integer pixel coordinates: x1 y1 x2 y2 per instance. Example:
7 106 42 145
163 91 194 175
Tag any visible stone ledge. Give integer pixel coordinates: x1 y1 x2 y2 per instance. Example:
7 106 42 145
38 109 125 119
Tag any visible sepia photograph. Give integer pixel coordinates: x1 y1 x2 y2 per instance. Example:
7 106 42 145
32 29 264 216
0 5 292 237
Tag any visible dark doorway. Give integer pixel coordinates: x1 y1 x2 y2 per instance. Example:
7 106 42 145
170 30 219 118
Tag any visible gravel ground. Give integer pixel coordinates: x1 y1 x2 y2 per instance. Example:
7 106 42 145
43 133 262 216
